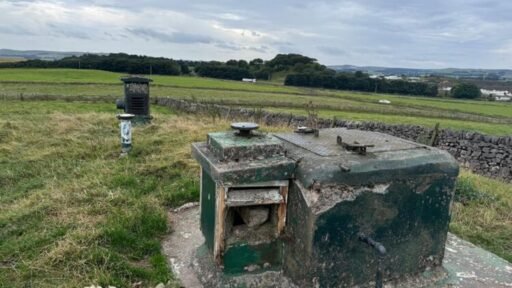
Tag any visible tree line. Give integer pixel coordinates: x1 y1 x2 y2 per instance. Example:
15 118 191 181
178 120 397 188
0 52 483 98
0 52 327 81
194 53 325 81
0 53 185 75
285 72 439 97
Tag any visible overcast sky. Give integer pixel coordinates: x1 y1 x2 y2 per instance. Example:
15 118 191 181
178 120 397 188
1 0 512 69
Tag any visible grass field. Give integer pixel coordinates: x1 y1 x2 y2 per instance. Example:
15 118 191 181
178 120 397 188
451 171 512 263
268 107 512 135
0 101 215 287
0 68 511 135
0 101 510 287
0 57 25 63
0 68 299 93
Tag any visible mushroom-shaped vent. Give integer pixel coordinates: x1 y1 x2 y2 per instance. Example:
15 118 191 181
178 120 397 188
231 122 259 136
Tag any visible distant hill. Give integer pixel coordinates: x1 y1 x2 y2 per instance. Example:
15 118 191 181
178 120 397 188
0 49 97 61
329 65 512 80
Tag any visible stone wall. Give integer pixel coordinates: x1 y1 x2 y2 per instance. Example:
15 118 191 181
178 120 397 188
154 97 512 182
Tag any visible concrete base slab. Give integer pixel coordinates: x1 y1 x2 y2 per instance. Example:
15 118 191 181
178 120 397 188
162 203 512 288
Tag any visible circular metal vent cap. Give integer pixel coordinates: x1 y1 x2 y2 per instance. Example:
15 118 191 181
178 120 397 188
117 113 135 120
231 122 259 136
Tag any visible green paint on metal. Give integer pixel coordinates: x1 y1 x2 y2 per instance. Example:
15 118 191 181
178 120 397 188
280 128 459 287
192 142 295 186
207 132 285 162
223 241 283 275
193 130 294 276
192 127 461 287
311 179 452 287
283 175 458 287
200 169 216 252
208 131 283 147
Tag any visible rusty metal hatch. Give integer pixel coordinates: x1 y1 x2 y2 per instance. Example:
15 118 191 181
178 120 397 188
274 128 424 157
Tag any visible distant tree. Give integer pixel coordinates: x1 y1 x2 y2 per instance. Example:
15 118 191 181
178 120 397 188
178 61 190 74
226 59 239 66
354 71 365 78
1 53 182 75
451 83 481 99
249 58 264 66
293 62 306 73
208 61 224 66
195 64 253 80
253 67 271 80
267 54 317 71
237 60 249 69
285 71 438 97
485 73 500 81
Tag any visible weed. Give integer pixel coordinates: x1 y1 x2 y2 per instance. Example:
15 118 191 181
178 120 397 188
450 170 512 262
454 176 498 204
0 101 230 287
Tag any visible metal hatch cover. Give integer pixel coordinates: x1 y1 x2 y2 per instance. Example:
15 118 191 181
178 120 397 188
274 128 425 157
226 187 283 207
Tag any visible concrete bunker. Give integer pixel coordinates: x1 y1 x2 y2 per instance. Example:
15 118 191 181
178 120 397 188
189 123 463 287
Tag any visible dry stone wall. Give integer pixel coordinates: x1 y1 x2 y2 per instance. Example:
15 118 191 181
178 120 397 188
155 97 512 182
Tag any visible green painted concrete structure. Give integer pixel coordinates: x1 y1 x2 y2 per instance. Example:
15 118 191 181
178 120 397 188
192 130 294 275
191 126 459 287
200 168 216 252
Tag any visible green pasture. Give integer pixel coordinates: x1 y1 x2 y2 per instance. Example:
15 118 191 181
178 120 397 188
0 57 25 63
267 107 512 135
0 68 511 136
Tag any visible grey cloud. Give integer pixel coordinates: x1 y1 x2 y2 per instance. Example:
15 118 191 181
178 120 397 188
248 46 268 53
2 0 512 68
127 28 212 44
48 27 91 40
215 42 240 51
0 25 35 36
43 20 91 39
318 46 348 56
215 43 269 53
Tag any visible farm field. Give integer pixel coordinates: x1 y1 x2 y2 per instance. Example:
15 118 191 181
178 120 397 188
0 68 512 135
0 100 510 287
267 107 512 135
0 68 300 93
0 57 25 63
0 101 209 287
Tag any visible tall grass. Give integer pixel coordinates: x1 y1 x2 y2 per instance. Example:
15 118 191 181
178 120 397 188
451 170 512 262
0 101 234 287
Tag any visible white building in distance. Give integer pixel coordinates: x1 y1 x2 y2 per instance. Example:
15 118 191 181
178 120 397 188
480 89 511 101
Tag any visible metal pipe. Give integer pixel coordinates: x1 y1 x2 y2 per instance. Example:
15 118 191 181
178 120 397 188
358 233 387 288
358 233 387 256
117 113 135 155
